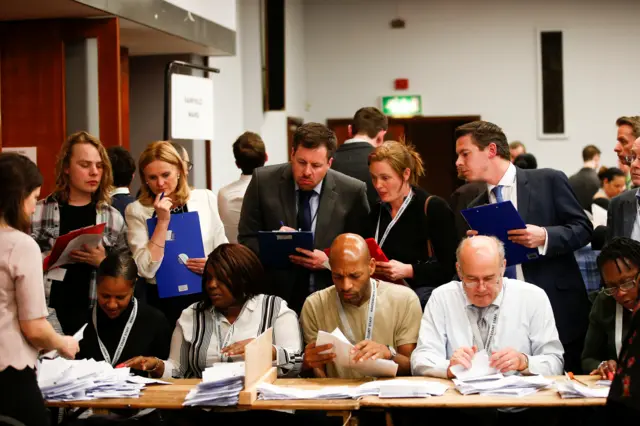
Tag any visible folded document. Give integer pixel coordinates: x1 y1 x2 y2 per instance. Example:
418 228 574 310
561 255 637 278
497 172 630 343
316 328 398 377
556 380 610 399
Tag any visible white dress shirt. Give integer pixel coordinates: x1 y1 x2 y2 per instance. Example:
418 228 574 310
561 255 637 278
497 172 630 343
163 294 302 378
125 188 228 280
487 163 548 281
411 278 564 378
217 174 252 244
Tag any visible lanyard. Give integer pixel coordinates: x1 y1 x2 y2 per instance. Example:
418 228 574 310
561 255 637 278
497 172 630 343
468 306 499 352
92 298 138 366
215 301 249 362
615 304 623 357
375 190 414 248
335 279 377 344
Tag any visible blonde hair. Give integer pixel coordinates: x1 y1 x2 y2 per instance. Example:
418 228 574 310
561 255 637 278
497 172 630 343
53 131 113 206
368 140 425 186
138 141 190 207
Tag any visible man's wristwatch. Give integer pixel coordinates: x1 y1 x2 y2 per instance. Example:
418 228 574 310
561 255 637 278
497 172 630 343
519 353 529 371
387 345 397 360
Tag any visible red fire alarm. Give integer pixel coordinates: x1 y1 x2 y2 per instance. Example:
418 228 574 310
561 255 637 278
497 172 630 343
395 78 409 90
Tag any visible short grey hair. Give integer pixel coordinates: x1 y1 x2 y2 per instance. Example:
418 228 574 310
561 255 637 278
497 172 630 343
456 236 506 266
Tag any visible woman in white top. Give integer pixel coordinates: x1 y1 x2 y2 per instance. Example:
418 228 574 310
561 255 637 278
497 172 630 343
0 153 79 426
123 243 302 379
126 141 228 327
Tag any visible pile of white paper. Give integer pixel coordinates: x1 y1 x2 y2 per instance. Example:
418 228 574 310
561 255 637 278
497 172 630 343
257 379 449 400
556 380 610 399
38 358 169 401
453 374 553 397
316 329 398 377
183 363 245 407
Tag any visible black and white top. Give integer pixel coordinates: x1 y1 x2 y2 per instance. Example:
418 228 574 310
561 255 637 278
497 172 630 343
163 294 303 379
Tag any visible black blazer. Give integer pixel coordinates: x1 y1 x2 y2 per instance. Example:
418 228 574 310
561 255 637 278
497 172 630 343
367 187 459 288
606 189 637 241
331 142 378 208
238 163 370 313
466 167 593 345
568 167 601 212
450 182 486 240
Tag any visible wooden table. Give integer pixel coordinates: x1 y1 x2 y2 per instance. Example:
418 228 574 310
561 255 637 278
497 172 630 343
359 375 607 408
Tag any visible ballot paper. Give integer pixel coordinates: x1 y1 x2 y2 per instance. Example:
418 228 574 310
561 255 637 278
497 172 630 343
316 328 398 377
453 374 553 396
183 362 246 407
125 376 172 385
48 234 105 270
38 358 153 401
449 350 498 380
596 380 612 387
257 379 449 400
556 380 610 399
42 324 87 359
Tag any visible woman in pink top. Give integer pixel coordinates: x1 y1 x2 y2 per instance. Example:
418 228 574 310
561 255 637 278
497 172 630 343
0 153 79 426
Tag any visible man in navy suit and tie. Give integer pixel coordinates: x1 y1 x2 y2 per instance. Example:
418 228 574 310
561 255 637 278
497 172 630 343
454 120 593 373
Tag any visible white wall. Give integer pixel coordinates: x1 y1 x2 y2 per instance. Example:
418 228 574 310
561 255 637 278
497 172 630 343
303 0 640 174
164 0 237 30
285 0 307 120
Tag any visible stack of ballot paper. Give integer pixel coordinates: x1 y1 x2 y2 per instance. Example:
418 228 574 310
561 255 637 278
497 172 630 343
183 363 245 407
38 358 168 401
453 374 554 397
257 379 449 400
316 328 398 377
556 380 610 399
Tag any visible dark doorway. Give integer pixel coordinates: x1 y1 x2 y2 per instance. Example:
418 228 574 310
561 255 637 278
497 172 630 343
287 117 304 156
327 115 479 199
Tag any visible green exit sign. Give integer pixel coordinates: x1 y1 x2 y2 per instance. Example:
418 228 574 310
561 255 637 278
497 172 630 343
381 95 422 117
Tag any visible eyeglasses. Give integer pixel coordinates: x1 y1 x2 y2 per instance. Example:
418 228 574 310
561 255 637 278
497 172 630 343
461 275 501 288
186 161 194 171
602 275 638 296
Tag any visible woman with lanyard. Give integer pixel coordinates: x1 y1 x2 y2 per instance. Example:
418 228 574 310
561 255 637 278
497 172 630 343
0 153 80 426
126 141 228 328
78 251 170 370
583 237 638 378
591 237 640 421
123 243 303 380
367 141 459 305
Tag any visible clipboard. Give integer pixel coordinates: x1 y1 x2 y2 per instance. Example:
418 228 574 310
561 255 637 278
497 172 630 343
461 201 539 267
257 231 314 269
147 211 205 298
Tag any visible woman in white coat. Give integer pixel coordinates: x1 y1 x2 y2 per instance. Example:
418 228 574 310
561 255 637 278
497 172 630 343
126 141 228 327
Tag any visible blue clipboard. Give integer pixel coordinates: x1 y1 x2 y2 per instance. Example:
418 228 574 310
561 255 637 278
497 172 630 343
461 201 539 267
147 211 205 298
258 231 314 269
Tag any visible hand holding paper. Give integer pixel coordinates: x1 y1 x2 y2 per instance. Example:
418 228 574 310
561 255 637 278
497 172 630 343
43 324 87 360
449 349 498 380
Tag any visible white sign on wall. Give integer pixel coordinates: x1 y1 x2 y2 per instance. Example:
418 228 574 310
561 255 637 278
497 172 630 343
171 73 215 140
2 146 37 165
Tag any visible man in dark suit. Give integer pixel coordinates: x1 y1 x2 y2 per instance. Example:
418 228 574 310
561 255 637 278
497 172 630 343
107 146 136 219
331 107 387 208
568 144 601 212
607 135 640 241
450 180 485 240
238 123 370 313
454 120 593 373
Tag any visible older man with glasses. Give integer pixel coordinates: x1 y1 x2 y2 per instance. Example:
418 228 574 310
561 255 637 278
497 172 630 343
411 235 564 380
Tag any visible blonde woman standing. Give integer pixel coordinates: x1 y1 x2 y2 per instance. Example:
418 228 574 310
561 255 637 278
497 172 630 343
126 141 228 327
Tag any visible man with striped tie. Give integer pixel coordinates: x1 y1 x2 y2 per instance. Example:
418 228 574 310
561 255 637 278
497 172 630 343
453 120 592 374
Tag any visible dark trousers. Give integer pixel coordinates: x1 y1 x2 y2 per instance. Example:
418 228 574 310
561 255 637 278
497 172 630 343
0 367 50 426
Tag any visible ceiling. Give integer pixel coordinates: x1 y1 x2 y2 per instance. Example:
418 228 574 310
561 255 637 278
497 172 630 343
0 0 233 56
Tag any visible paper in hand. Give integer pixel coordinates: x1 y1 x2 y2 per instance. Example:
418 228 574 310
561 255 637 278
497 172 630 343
42 323 87 359
316 328 398 377
449 349 498 380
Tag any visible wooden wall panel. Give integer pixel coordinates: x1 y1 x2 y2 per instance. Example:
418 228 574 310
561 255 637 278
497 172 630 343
120 47 130 149
0 21 66 196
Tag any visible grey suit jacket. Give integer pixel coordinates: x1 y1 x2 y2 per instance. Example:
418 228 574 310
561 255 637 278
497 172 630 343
606 188 638 241
238 163 370 312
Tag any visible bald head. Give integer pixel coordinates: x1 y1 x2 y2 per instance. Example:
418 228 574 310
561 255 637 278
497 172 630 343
456 236 506 307
329 233 371 266
329 234 375 306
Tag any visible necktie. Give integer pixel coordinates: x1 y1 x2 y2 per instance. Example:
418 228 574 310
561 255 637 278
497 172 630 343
297 190 313 232
491 186 517 280
476 306 489 343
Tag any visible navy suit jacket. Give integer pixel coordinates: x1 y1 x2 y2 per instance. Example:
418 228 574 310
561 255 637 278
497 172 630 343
606 189 637 241
466 167 593 345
